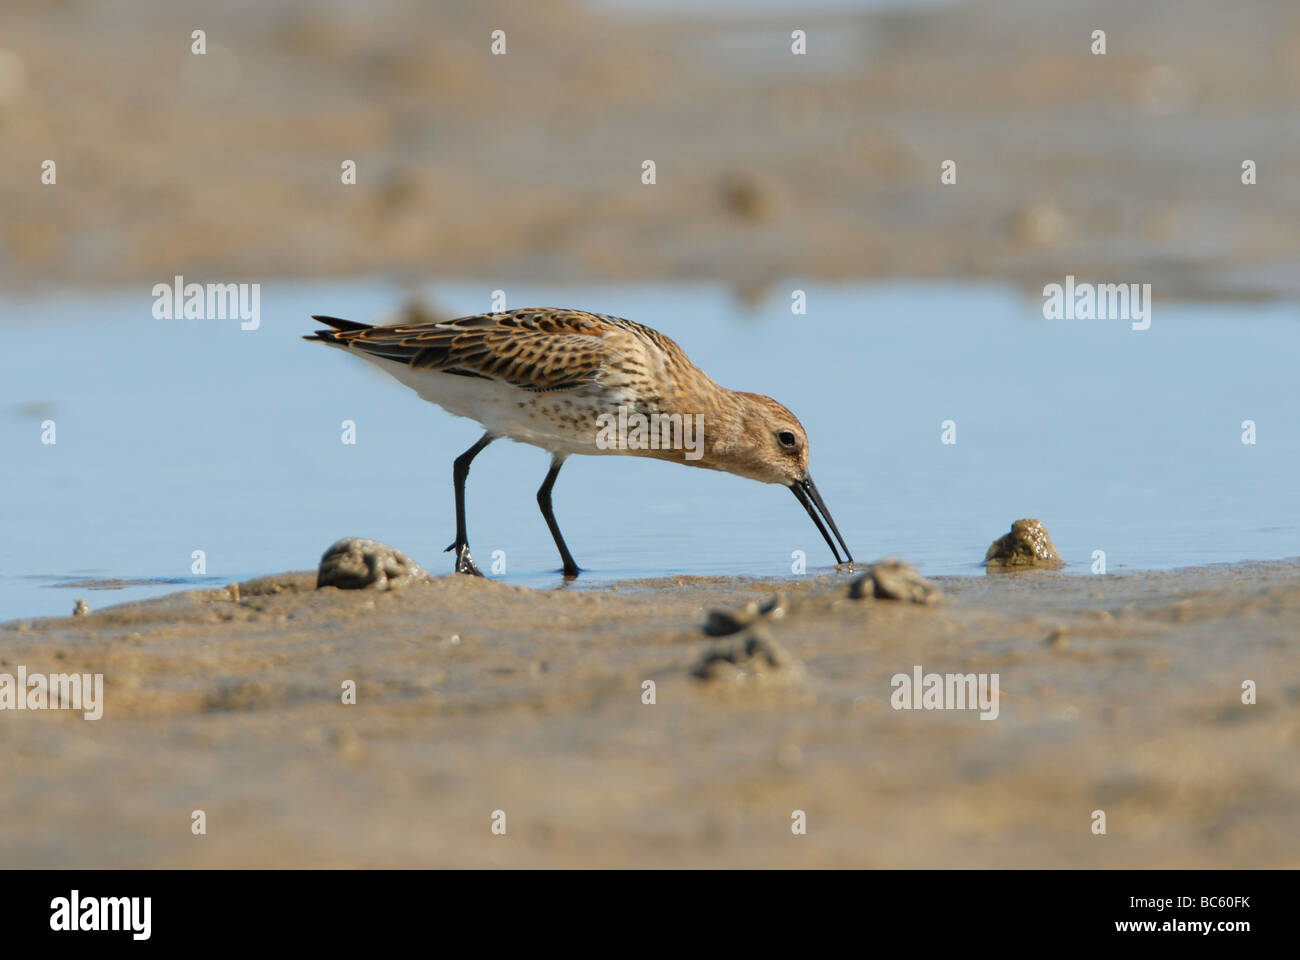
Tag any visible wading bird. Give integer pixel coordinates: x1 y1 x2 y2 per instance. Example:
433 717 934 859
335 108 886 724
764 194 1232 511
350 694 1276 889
306 308 853 578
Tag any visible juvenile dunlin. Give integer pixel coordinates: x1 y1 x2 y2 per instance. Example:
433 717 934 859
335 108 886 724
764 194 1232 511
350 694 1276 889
306 308 853 577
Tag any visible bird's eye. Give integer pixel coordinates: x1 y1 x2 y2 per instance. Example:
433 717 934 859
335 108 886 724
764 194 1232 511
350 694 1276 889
777 430 797 448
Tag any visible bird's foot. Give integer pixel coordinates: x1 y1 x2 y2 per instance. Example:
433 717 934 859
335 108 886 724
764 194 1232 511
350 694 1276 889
444 541 485 577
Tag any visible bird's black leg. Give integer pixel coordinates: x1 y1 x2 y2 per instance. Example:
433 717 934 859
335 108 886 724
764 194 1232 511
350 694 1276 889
537 455 580 578
444 432 495 575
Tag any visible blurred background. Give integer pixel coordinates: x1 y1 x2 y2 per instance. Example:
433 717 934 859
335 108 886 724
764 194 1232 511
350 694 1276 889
4 0 1300 298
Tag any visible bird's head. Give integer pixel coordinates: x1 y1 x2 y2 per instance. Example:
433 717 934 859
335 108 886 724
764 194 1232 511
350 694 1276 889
726 392 811 485
720 392 854 565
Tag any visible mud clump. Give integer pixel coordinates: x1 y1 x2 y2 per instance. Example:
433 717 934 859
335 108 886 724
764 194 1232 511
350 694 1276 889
718 170 781 222
704 592 791 636
691 628 805 686
985 519 1064 569
849 559 941 604
317 538 430 591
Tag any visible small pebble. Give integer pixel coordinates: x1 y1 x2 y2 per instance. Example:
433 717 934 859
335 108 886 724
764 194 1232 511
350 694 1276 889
848 559 941 604
692 627 804 685
985 519 1063 568
704 592 793 636
705 601 758 636
317 537 430 590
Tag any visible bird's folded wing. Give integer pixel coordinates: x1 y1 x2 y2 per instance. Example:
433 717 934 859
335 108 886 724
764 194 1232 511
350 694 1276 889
315 309 627 392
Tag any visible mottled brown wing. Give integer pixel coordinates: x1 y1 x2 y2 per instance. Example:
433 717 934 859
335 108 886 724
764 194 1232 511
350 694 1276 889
310 308 633 392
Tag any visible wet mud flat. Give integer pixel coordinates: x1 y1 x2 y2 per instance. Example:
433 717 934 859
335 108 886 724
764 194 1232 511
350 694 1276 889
6 0 1300 298
1 560 1297 868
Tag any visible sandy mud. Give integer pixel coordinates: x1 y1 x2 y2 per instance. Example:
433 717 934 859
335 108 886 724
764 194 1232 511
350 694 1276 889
2 559 1296 867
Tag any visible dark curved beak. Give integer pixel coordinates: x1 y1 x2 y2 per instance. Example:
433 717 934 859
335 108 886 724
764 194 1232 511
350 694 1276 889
789 473 854 565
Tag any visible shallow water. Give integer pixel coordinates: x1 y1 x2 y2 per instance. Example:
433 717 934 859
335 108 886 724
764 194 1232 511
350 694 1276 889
2 281 1297 619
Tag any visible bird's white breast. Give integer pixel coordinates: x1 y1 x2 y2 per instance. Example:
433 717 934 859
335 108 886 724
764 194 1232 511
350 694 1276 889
359 352 630 456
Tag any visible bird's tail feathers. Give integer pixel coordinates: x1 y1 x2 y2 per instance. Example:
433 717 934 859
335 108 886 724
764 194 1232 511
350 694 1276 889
303 314 373 342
